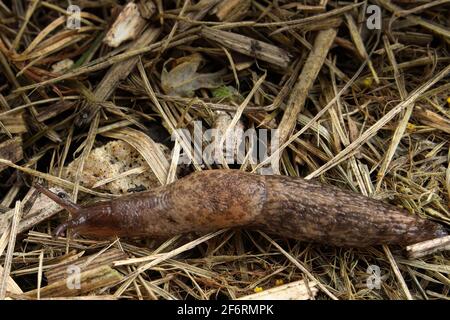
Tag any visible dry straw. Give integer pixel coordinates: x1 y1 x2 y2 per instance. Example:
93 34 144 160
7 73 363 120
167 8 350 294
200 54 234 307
0 0 449 300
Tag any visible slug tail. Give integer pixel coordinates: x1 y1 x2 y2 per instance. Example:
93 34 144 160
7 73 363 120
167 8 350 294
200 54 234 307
259 174 448 247
401 218 448 246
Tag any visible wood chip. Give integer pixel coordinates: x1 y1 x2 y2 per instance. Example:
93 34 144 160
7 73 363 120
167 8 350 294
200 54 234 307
104 2 148 48
238 280 318 300
406 235 450 259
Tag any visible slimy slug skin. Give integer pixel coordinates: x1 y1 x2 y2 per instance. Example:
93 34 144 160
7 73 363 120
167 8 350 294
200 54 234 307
36 170 447 247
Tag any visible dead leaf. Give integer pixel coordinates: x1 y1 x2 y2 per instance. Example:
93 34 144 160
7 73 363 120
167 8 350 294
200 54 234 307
161 53 226 97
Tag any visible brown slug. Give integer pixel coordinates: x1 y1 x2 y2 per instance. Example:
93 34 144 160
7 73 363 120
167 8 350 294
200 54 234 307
35 169 447 247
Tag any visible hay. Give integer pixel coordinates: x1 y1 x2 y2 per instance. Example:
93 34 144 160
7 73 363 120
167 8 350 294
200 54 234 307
0 0 449 300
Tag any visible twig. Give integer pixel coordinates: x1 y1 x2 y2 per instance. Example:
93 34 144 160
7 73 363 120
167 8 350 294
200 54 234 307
406 235 450 259
278 28 337 145
0 201 22 299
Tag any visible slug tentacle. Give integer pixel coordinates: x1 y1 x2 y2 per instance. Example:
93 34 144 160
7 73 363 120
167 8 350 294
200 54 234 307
34 184 81 215
37 170 447 247
54 221 69 237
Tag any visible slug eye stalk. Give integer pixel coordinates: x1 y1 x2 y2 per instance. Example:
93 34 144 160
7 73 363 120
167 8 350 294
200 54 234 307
34 184 81 215
34 184 83 237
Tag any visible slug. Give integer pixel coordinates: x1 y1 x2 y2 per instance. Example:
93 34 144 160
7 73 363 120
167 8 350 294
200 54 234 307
35 169 447 247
